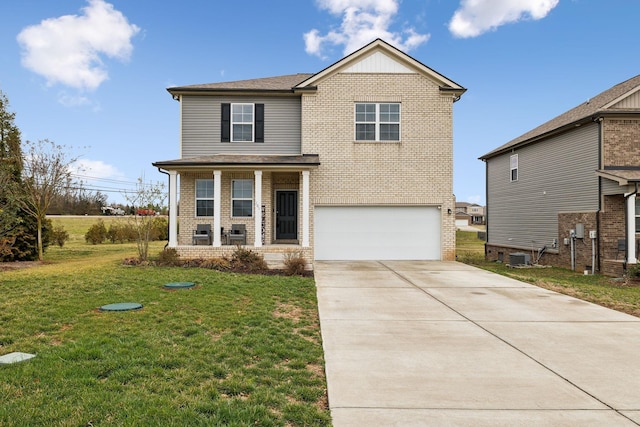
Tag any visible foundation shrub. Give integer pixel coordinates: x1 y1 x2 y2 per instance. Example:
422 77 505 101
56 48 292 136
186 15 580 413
229 247 268 272
284 251 307 276
156 248 180 266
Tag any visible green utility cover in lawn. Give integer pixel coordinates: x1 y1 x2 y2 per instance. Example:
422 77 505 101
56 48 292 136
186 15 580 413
99 302 143 311
163 282 195 289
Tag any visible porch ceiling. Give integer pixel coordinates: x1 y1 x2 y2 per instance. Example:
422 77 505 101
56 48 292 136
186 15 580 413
153 154 320 171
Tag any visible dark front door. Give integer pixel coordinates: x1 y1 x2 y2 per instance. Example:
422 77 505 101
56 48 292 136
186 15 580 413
276 191 297 240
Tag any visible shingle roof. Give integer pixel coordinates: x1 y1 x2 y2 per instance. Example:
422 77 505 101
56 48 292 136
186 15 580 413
167 74 314 93
480 74 640 159
153 154 320 169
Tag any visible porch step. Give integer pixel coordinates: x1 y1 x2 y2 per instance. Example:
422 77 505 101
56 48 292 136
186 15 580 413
263 253 286 269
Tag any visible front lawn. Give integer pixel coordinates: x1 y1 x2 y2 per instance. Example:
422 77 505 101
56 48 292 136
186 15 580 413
0 217 331 426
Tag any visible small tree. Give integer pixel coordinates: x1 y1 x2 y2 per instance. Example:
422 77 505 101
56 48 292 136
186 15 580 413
123 177 166 261
11 139 78 260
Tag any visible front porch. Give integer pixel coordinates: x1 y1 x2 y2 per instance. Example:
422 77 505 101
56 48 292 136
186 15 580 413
153 154 320 267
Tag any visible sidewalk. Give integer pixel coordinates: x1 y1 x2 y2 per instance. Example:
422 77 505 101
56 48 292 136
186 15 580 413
315 261 640 426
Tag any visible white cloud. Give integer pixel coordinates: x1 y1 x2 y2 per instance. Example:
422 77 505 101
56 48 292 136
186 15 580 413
71 159 125 180
304 0 429 59
449 0 559 38
17 0 140 91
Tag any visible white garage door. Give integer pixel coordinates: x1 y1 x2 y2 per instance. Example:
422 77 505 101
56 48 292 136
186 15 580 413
314 206 441 260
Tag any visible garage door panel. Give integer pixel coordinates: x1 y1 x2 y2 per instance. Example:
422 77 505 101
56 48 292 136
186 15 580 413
314 206 440 260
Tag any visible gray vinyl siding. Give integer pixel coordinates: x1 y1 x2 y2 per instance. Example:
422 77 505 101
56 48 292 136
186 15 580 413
601 177 625 195
486 122 600 249
181 96 301 157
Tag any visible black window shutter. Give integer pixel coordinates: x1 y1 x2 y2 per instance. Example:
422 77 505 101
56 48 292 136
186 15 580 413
255 104 264 143
221 103 230 142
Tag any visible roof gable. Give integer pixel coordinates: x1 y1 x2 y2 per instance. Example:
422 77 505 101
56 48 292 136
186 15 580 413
295 38 465 93
481 74 640 159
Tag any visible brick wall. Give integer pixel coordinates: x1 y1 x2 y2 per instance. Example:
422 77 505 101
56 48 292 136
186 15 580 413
301 72 457 260
557 211 597 271
603 118 640 166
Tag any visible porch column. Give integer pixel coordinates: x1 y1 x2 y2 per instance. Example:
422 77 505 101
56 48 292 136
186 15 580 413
213 170 222 247
627 192 637 264
302 170 310 247
254 170 263 247
168 170 178 247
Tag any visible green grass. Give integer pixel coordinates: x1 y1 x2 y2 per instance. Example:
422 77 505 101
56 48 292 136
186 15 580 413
0 216 331 426
456 230 640 318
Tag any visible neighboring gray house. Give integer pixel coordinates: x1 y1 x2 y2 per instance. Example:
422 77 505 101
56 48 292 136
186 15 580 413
480 75 640 276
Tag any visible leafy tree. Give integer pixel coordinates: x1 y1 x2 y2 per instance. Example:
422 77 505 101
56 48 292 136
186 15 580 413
0 90 26 258
10 139 78 260
123 177 166 261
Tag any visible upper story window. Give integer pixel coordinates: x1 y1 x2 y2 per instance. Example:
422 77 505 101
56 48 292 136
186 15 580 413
355 103 400 141
232 179 253 217
232 104 253 141
195 179 214 217
510 154 518 182
221 103 264 143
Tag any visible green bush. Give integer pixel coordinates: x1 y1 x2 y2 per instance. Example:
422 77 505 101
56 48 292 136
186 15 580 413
50 224 69 248
85 220 107 245
626 263 640 280
106 222 136 243
283 251 307 276
151 217 168 241
229 247 268 272
156 248 180 266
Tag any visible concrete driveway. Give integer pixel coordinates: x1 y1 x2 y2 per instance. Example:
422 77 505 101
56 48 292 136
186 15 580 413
314 261 640 426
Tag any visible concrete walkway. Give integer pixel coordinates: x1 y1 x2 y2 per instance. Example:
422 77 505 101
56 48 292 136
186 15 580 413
314 261 640 426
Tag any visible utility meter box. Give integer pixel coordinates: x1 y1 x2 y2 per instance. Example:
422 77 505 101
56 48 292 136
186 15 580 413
589 230 597 239
575 224 584 239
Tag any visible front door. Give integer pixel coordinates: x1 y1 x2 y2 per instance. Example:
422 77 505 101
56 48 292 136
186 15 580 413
276 191 298 240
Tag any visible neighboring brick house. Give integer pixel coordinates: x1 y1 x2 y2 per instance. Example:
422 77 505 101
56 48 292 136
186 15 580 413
455 202 485 225
153 39 466 265
480 75 640 276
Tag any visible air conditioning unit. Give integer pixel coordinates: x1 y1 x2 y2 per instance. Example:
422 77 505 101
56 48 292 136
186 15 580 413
509 252 530 266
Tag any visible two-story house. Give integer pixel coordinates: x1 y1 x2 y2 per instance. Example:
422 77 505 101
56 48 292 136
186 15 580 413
455 202 485 225
480 75 640 276
153 39 466 265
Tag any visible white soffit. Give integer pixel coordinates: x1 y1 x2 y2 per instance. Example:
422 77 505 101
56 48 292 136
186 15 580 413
342 51 414 74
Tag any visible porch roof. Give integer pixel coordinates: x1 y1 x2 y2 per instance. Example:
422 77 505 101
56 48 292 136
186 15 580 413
597 168 640 185
153 154 320 171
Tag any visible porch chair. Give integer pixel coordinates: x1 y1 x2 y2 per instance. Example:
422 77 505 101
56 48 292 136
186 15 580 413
228 224 246 245
192 224 212 245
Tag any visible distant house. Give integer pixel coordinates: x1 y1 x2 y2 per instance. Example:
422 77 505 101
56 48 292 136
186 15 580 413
455 202 485 225
480 75 640 276
153 39 466 265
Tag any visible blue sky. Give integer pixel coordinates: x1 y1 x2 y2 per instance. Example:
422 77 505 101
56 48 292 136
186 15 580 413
1 0 639 205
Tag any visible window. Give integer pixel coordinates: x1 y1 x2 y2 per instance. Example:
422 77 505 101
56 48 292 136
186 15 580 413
355 103 400 141
221 103 264 143
635 199 640 233
232 103 253 142
510 154 518 182
232 179 253 217
195 179 214 217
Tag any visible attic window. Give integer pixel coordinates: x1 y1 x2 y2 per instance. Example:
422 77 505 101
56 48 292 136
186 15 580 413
510 154 518 182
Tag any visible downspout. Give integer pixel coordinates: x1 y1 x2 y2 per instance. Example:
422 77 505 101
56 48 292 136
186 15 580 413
157 167 170 249
624 182 639 265
596 116 602 273
484 159 489 257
